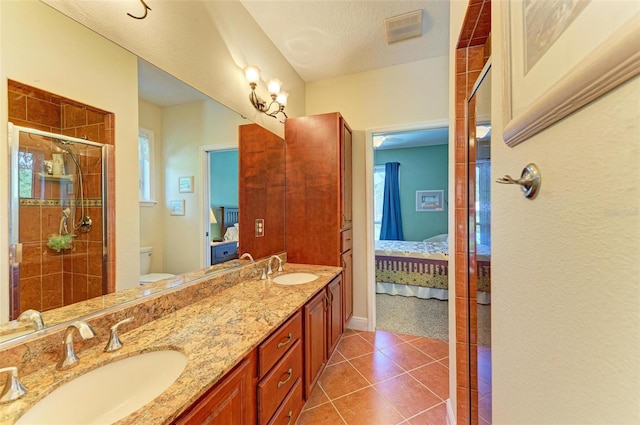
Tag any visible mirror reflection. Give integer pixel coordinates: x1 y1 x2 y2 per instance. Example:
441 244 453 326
2 2 285 344
468 64 492 425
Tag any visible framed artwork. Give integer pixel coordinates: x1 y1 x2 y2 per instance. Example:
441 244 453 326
178 176 194 193
170 200 185 216
416 190 444 212
501 1 640 147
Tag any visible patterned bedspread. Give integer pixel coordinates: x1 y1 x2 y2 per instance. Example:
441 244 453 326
374 240 491 292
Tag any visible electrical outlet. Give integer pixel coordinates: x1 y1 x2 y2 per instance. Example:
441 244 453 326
255 219 264 237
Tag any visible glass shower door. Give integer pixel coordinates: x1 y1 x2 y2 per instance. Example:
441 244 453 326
8 124 108 320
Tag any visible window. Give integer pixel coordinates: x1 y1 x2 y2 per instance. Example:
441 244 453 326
18 151 34 198
475 159 491 247
373 165 386 240
138 128 156 205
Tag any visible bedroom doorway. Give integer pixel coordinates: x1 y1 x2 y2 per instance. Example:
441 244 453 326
366 121 451 341
200 145 238 267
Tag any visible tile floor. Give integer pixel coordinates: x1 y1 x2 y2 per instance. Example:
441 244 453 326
296 329 449 425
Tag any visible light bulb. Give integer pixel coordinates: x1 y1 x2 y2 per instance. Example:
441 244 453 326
243 66 261 85
276 91 288 106
267 79 282 96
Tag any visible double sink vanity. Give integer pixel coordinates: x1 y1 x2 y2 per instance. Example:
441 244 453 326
0 258 345 425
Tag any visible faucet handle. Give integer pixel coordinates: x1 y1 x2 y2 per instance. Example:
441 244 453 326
104 317 134 353
0 367 27 403
267 262 273 275
17 309 45 331
261 267 268 280
56 321 96 371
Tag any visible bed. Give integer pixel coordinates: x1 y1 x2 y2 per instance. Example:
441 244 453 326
210 206 239 264
375 237 491 303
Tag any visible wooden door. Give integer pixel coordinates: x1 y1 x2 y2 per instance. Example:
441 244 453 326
174 354 256 425
303 290 327 399
341 120 353 228
341 250 353 327
327 276 343 356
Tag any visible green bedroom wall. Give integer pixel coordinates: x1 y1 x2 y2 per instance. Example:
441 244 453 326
209 149 238 239
375 144 449 241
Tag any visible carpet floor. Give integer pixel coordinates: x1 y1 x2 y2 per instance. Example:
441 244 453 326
375 294 491 345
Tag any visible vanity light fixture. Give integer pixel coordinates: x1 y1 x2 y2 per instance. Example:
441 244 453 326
243 65 288 123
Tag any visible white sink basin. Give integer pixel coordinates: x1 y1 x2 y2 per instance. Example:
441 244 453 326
273 272 319 285
17 350 187 425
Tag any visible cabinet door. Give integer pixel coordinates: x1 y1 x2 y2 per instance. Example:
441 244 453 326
175 354 256 425
304 290 327 399
327 276 343 357
342 249 353 327
341 121 353 228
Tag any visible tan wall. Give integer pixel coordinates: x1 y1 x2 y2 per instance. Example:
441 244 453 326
138 99 165 275
42 0 305 139
161 100 246 274
490 4 640 423
0 0 139 321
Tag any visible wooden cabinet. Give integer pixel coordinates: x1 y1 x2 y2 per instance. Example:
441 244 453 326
303 275 344 399
257 312 304 425
303 289 327 399
238 123 286 260
210 241 238 265
285 112 353 265
174 352 257 425
285 112 353 329
327 276 343 356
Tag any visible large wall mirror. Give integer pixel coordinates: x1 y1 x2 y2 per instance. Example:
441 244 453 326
468 62 492 424
0 1 285 344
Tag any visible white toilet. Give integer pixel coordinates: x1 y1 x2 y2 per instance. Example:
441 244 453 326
139 246 175 284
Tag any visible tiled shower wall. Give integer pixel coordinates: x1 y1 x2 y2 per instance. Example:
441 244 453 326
454 1 491 424
7 80 115 319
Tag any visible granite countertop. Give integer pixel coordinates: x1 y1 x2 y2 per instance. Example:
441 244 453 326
1 263 341 425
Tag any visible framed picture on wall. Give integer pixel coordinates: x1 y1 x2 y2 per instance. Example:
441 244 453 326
416 190 444 212
178 176 194 193
501 1 640 147
170 200 185 216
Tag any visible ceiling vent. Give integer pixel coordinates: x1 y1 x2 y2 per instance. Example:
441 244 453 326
384 10 423 44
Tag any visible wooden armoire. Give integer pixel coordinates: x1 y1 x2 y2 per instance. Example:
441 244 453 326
284 112 353 328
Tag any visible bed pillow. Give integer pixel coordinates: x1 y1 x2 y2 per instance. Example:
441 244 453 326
423 233 448 243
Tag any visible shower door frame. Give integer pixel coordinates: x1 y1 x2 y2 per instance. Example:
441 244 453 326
6 123 110 320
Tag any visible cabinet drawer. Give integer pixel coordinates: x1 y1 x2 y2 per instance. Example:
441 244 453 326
212 242 238 264
259 311 302 378
267 378 303 425
258 340 303 425
341 229 353 252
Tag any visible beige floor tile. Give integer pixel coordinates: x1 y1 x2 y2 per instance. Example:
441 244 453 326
318 361 369 399
332 387 404 425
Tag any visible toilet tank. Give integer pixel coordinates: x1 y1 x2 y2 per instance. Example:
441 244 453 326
139 246 153 276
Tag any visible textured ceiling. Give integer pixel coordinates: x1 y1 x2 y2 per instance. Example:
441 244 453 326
239 0 450 82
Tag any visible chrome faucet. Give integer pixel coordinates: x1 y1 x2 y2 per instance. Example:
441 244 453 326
0 367 27 403
239 252 255 262
56 321 96 371
267 255 284 275
17 309 45 331
104 317 134 353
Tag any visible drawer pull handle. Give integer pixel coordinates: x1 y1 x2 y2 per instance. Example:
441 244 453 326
277 368 293 388
286 410 293 425
277 333 292 349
